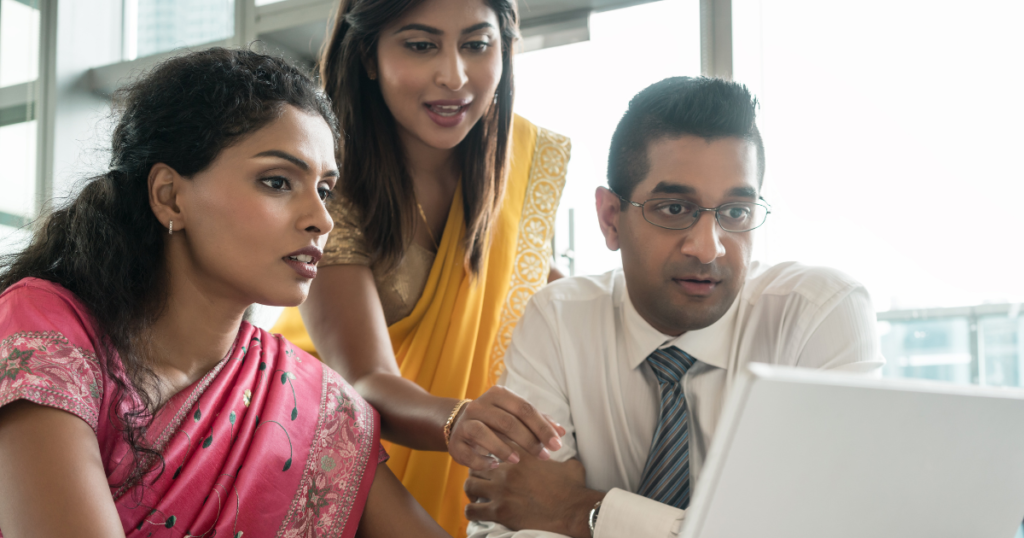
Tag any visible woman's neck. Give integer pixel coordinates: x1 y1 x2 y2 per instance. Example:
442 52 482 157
147 248 248 400
398 125 459 188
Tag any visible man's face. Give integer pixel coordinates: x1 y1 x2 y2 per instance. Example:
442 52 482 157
597 135 760 336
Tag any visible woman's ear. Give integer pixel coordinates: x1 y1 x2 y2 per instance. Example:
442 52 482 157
595 186 622 252
363 53 378 81
148 163 185 233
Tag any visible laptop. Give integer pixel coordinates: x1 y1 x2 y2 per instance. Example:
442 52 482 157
680 364 1024 538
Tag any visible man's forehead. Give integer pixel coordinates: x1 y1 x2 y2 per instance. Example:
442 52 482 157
639 135 759 198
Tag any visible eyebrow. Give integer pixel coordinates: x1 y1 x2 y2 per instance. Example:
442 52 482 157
650 182 696 196
254 150 339 178
727 186 759 199
394 22 494 36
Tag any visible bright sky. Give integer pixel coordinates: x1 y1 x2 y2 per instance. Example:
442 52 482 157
516 0 1024 312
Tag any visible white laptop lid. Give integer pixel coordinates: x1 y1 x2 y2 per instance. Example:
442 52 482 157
680 364 1024 538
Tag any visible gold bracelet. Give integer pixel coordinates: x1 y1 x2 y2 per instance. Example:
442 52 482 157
444 399 472 447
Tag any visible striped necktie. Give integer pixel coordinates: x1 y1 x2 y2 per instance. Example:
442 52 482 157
636 346 697 509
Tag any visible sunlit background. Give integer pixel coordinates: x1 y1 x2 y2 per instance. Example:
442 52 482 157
2 0 1024 394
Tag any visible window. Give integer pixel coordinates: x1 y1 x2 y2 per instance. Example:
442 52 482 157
0 0 42 255
124 0 235 60
731 0 1024 390
514 0 701 276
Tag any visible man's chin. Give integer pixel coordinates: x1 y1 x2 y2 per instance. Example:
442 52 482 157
661 290 735 332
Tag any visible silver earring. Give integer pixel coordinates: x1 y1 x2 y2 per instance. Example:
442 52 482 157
168 220 173 235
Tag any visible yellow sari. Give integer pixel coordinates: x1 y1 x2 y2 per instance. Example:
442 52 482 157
272 116 570 536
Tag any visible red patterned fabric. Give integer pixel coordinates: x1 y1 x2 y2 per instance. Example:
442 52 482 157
0 278 387 537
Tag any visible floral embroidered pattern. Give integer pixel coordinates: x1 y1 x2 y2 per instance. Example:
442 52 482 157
276 368 376 537
489 127 571 383
0 331 102 431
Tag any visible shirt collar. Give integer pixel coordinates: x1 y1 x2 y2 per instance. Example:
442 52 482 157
620 272 740 371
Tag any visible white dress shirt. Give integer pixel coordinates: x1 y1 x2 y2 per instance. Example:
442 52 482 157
467 261 884 538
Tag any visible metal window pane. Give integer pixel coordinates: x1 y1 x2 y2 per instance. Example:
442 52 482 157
132 0 235 59
0 0 41 87
979 315 1024 388
514 0 701 277
0 119 36 218
0 223 30 257
879 318 972 384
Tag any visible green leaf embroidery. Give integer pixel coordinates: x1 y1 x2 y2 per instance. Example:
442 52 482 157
259 362 266 371
193 408 201 422
0 348 34 381
283 458 292 472
291 407 297 421
280 372 288 384
202 435 213 449
229 411 236 425
165 515 176 528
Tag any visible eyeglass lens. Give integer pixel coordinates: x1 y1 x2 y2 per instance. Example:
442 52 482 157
642 199 768 232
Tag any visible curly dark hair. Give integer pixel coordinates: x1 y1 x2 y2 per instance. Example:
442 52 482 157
0 47 338 490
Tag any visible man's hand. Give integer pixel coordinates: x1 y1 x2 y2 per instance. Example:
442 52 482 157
464 445 606 538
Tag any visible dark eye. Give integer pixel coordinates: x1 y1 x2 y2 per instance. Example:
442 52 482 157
464 41 489 52
724 206 751 219
406 41 436 52
261 177 289 190
318 187 333 202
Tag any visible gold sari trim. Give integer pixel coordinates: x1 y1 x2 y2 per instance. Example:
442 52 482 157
488 127 571 384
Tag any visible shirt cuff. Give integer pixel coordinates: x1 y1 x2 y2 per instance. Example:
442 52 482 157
593 488 686 538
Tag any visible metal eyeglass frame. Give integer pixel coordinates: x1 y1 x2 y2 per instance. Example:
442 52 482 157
613 191 772 232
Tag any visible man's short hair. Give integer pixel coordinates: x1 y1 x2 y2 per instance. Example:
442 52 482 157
607 77 764 199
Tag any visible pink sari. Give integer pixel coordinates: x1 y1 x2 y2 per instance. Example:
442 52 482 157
0 278 385 537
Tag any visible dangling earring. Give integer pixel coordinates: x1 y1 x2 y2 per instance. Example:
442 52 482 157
168 220 174 235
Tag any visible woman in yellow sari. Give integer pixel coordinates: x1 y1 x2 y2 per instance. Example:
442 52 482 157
272 0 570 535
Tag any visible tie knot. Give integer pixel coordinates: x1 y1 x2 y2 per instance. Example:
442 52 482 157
646 346 695 385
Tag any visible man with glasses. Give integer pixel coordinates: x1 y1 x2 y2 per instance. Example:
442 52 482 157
465 77 884 538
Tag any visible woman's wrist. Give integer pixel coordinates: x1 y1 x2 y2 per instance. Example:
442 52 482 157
443 398 472 446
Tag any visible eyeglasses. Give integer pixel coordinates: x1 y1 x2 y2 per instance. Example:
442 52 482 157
614 192 771 232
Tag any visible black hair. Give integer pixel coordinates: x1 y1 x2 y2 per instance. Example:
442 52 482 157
0 47 338 490
607 76 764 199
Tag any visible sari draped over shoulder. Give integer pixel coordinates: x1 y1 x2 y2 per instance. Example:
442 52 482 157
0 278 387 538
272 115 571 536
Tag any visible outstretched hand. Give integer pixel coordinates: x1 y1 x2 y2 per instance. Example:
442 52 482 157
447 386 566 471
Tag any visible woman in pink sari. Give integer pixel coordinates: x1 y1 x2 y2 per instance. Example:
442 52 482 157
0 48 450 538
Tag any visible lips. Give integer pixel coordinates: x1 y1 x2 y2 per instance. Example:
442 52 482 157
424 99 470 128
283 245 323 279
672 276 720 296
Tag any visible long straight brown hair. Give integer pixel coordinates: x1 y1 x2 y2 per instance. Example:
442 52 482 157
319 0 517 275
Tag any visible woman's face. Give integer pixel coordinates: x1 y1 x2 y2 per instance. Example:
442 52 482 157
173 105 338 308
375 0 503 152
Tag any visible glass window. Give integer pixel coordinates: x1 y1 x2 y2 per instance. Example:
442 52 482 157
0 0 40 87
514 0 701 276
0 119 36 217
880 318 973 384
732 0 1024 312
0 224 30 257
129 0 234 60
979 315 1024 387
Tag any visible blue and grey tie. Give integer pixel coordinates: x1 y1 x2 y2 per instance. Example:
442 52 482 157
636 346 697 509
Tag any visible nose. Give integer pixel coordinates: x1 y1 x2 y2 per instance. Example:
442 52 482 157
435 47 468 91
680 211 726 264
298 188 334 240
